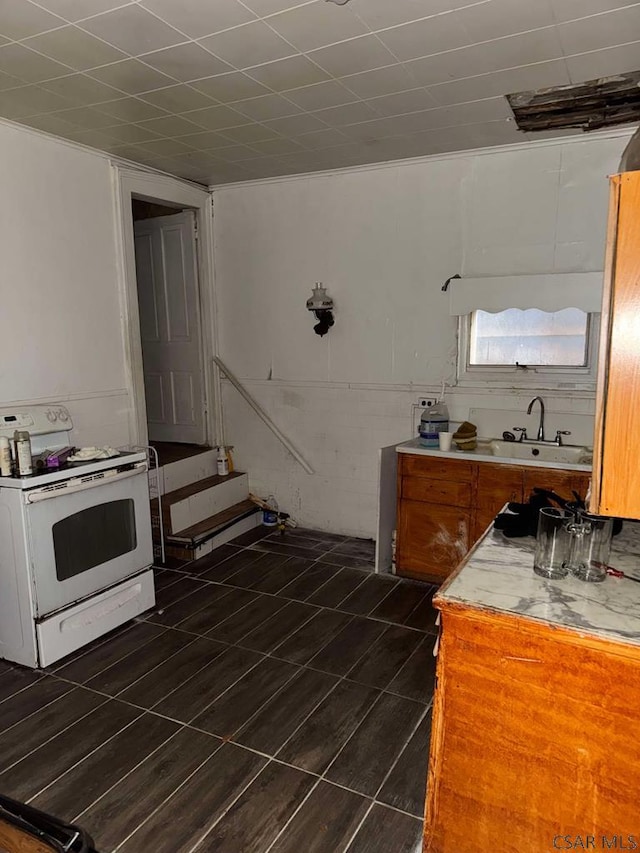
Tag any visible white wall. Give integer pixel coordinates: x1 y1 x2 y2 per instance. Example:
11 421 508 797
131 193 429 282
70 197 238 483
213 131 630 537
0 121 131 448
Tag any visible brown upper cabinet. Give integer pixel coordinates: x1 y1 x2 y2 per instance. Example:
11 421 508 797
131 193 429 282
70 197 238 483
591 170 640 520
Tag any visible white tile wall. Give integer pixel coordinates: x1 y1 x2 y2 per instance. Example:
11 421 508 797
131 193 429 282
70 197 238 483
213 132 629 536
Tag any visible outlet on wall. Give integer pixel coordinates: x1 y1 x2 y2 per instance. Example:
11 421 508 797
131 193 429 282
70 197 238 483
417 398 435 408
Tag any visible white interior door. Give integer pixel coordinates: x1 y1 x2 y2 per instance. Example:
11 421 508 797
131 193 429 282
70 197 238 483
134 211 206 444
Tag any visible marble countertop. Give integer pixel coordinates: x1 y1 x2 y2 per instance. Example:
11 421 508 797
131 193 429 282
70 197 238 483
397 438 592 473
436 522 640 648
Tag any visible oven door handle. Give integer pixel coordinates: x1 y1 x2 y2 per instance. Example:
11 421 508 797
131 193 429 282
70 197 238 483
25 462 148 503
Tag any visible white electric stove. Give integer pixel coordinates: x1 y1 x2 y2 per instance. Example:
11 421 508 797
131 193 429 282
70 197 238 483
0 405 155 668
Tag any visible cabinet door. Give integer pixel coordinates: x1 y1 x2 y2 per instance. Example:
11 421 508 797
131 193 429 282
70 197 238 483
592 171 640 518
473 463 523 542
396 499 471 583
522 468 578 501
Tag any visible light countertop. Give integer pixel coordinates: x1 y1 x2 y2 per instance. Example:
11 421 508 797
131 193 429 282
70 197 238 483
436 522 640 648
397 437 592 473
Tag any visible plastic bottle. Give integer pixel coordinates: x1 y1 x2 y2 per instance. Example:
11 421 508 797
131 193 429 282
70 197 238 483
14 430 33 476
216 446 229 476
419 383 450 448
0 437 11 476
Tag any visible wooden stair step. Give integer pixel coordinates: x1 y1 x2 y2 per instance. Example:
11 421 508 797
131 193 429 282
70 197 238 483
162 470 245 506
167 499 260 548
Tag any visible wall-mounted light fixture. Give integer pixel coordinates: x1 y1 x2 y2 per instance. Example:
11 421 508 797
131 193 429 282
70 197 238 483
306 283 335 337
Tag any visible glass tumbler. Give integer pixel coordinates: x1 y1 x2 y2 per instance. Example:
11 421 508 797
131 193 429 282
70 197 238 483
567 511 613 583
533 508 573 580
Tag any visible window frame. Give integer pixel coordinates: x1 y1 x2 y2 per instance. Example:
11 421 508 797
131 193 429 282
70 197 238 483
456 311 601 390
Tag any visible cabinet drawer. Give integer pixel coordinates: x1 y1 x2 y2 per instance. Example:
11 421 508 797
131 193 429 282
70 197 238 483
400 454 474 482
402 476 472 508
523 468 579 500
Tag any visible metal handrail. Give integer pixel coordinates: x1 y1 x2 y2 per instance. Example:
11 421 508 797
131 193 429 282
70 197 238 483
213 356 315 475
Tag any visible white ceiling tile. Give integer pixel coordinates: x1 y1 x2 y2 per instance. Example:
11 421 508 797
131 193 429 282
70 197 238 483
33 0 135 22
54 104 122 127
406 28 565 86
139 137 195 155
247 55 330 90
313 100 379 125
364 87 437 117
0 44 73 82
139 0 257 39
0 84 73 117
232 92 302 120
283 80 357 110
215 144 262 161
19 112 78 134
557 5 640 54
263 112 327 133
135 114 205 136
138 84 217 112
454 0 556 42
79 5 185 55
23 26 127 71
462 119 523 147
376 14 471 62
0 69 25 90
191 71 271 102
349 0 486 30
240 0 302 15
551 0 640 24
182 103 253 128
95 97 169 121
309 35 398 77
64 127 124 146
176 130 231 149
41 72 123 103
89 60 176 94
220 122 279 142
340 64 416 98
103 123 162 142
249 136 305 155
565 40 640 82
140 43 231 82
295 126 352 148
199 20 295 68
0 0 65 40
426 59 571 105
267 2 368 52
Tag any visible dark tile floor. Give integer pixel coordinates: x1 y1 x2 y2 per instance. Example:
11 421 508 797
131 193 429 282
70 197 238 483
0 526 438 853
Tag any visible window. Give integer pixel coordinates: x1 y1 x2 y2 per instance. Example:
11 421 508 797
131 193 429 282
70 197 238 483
458 308 599 388
469 307 590 367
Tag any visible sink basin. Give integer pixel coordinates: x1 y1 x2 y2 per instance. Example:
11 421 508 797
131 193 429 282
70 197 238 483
489 439 592 465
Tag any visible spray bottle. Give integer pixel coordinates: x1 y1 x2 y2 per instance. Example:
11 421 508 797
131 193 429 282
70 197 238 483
419 381 450 448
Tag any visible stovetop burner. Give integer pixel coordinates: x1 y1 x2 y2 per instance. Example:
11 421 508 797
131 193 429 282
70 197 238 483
0 449 148 490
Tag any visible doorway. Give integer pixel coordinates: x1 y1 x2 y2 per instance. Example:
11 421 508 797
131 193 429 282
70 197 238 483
115 167 219 457
132 199 207 454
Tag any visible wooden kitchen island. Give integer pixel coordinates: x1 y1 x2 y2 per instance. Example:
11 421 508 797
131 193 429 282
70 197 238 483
424 522 640 853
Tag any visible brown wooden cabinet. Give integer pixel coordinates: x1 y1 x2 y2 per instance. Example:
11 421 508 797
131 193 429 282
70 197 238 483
592 170 640 519
473 462 522 542
424 598 640 852
396 453 591 583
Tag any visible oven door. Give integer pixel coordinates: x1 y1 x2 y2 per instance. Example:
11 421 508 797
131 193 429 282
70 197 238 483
24 463 153 617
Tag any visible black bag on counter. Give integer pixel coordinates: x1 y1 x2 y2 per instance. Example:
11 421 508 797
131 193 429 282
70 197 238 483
494 487 623 538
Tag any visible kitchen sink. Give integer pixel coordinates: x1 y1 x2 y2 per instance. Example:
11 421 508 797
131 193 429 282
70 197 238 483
489 439 592 465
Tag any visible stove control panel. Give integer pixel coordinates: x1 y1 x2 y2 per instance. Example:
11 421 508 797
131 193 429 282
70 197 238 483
0 405 73 438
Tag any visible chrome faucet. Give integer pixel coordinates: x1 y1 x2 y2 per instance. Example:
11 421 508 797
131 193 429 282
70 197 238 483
527 396 545 441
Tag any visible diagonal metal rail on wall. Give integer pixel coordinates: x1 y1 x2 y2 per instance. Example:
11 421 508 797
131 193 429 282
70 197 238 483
213 356 315 475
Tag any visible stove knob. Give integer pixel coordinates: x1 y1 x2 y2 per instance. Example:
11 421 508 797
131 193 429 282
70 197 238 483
46 410 57 423
57 409 69 422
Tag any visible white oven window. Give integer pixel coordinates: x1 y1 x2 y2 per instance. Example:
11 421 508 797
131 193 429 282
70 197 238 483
53 499 138 581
